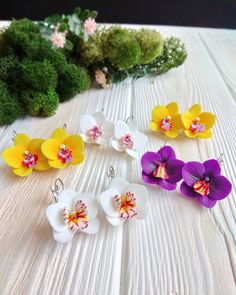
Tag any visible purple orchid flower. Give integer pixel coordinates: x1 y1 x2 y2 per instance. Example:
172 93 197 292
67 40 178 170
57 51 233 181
180 160 232 208
141 146 185 190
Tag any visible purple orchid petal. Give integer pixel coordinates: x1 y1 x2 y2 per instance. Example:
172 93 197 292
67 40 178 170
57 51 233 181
157 146 176 162
180 181 199 198
166 159 185 183
159 180 177 191
182 161 205 186
203 159 221 178
142 171 161 185
198 196 217 208
209 175 232 200
141 152 162 175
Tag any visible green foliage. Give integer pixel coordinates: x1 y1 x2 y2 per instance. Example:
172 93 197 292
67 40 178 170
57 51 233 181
57 64 91 102
20 88 59 116
103 27 141 70
135 29 163 64
0 81 23 125
20 59 58 92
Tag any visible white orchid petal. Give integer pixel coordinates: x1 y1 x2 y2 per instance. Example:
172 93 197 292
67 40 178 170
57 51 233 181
46 203 66 232
127 119 138 132
114 120 129 139
52 228 74 243
107 216 124 226
93 112 106 126
109 177 130 194
101 120 114 139
125 148 138 158
99 188 120 218
58 189 78 208
96 137 108 145
80 114 96 133
133 132 148 150
112 139 125 152
82 217 100 234
81 133 89 143
72 193 98 219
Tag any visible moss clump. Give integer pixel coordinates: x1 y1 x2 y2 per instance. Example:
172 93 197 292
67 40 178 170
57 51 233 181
57 64 91 102
103 27 141 70
135 29 163 64
20 88 59 116
0 81 24 125
20 59 58 92
0 55 17 81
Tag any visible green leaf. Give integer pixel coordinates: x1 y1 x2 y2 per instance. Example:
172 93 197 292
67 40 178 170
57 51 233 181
90 10 98 19
80 9 90 21
59 23 68 32
74 7 81 16
64 40 74 51
44 14 61 25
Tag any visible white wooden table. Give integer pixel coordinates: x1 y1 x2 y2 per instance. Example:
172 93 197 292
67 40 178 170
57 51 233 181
0 23 235 295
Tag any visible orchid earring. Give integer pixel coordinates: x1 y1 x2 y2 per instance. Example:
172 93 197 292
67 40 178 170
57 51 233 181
46 178 100 243
99 166 149 226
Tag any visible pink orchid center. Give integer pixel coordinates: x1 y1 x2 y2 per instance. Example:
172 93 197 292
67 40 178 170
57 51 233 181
121 134 134 149
193 178 210 196
153 162 169 179
189 117 205 133
87 125 102 142
160 116 172 131
22 150 38 168
58 144 73 163
63 200 88 233
114 191 137 219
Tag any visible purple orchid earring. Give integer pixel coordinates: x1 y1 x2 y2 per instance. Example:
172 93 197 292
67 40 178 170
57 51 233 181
180 157 232 208
141 145 185 190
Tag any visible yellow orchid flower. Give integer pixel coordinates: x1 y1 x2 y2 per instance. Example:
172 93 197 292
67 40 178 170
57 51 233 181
181 104 216 138
41 128 84 169
2 133 51 177
150 102 183 138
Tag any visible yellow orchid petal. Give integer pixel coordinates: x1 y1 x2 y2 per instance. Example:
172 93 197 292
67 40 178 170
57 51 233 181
172 114 183 129
64 135 84 158
41 139 60 160
14 133 31 147
48 159 68 169
2 147 25 168
189 104 202 117
184 130 198 138
71 153 85 165
51 128 69 144
181 111 195 129
166 102 179 115
150 121 160 131
13 167 33 177
164 130 179 139
28 138 44 157
199 112 216 129
197 129 213 138
151 106 168 123
34 161 51 171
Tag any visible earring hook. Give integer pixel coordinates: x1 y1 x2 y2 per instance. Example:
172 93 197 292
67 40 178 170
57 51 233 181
63 123 67 130
125 115 134 124
217 153 224 166
106 165 115 188
50 178 64 202
12 130 17 141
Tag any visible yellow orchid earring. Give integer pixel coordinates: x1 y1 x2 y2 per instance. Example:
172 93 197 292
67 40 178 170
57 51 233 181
181 104 216 138
41 127 84 169
2 133 51 177
150 102 183 138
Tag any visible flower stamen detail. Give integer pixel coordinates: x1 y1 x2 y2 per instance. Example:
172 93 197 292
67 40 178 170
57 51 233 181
114 191 137 219
193 179 210 196
22 150 38 168
189 117 205 133
58 144 73 163
153 162 169 179
87 126 102 142
121 134 134 149
63 200 88 232
160 116 172 131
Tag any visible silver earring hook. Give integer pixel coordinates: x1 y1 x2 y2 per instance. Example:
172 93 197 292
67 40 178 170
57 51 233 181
100 107 104 112
125 115 134 124
50 178 64 202
217 153 224 166
63 123 67 130
106 165 115 188
12 130 17 141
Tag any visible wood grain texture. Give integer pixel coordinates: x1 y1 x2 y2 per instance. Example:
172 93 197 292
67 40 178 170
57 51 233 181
0 23 235 295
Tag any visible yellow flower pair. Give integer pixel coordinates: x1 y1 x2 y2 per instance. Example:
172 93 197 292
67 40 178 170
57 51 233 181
150 102 216 139
2 128 84 177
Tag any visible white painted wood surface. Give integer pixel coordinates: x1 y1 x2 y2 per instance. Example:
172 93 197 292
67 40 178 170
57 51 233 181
0 22 235 295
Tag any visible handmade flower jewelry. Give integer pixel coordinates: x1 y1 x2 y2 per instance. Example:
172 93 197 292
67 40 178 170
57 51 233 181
46 178 100 243
41 127 84 169
99 166 149 226
141 145 184 190
2 132 51 176
150 102 183 138
181 104 216 138
80 111 114 145
112 116 148 158
180 158 232 208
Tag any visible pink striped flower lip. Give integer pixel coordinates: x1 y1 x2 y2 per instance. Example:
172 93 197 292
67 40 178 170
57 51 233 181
114 191 137 219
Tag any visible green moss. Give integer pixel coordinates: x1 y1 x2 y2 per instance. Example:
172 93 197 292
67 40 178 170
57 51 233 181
103 27 141 70
20 87 59 116
135 29 163 64
0 55 17 81
57 64 91 102
20 59 58 92
0 81 23 125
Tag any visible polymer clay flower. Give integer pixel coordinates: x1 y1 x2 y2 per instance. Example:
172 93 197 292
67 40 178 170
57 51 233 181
141 146 184 190
46 190 100 243
99 177 149 226
180 160 232 208
112 119 148 158
150 102 183 138
181 104 216 138
84 17 96 35
2 133 51 176
41 128 84 169
80 112 114 145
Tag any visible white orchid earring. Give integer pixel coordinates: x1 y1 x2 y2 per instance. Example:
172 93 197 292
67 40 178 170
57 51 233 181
46 178 100 243
99 166 149 226
80 111 114 145
112 116 148 158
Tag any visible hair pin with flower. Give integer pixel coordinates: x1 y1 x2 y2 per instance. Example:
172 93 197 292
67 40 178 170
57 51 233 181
99 166 149 226
112 115 148 158
46 178 100 243
2 131 51 177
